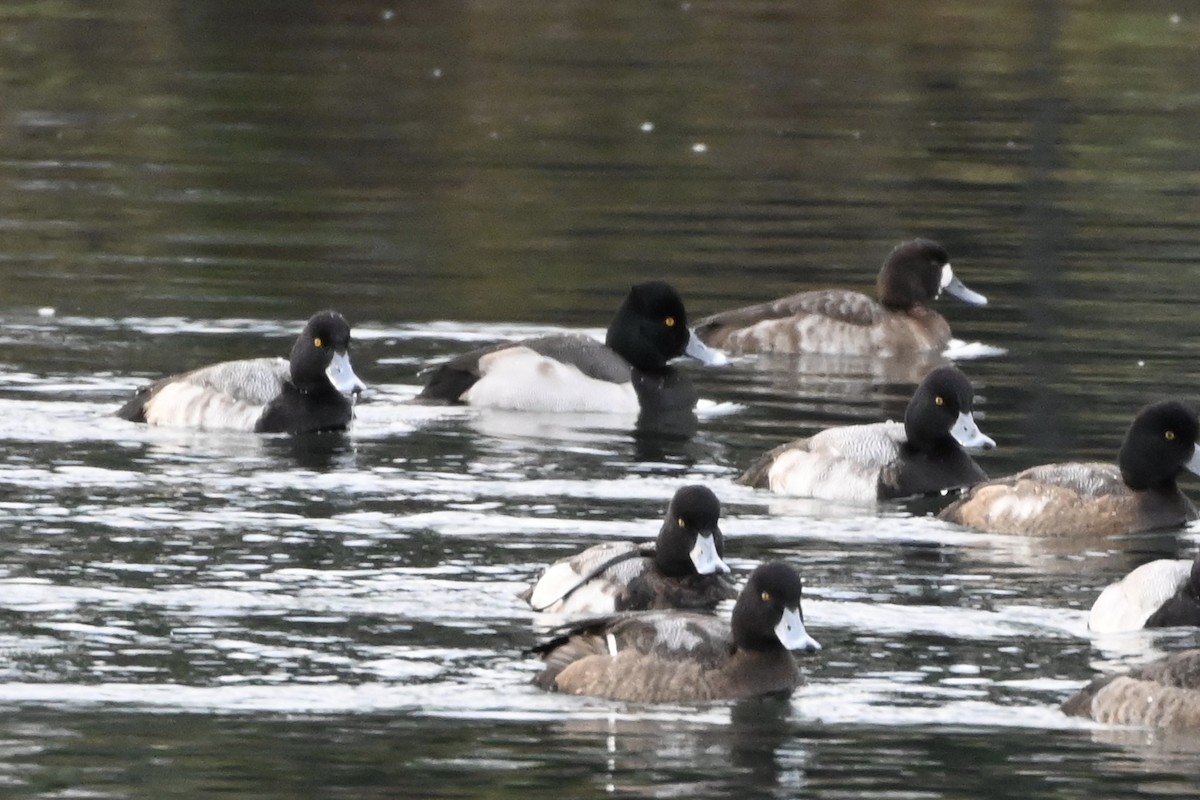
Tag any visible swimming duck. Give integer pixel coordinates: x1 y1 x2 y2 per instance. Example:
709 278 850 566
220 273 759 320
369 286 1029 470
738 366 994 503
115 311 366 434
695 238 987 357
533 561 821 703
415 281 724 413
940 401 1200 536
1063 649 1200 729
1088 554 1200 633
520 485 736 616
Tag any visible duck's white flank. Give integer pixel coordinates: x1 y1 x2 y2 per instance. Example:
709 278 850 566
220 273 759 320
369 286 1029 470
1088 559 1192 633
462 346 640 412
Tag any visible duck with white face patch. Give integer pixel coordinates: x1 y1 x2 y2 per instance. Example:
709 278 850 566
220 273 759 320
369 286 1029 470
115 311 366 435
531 561 821 703
695 238 987 358
520 485 737 617
415 281 724 415
941 400 1200 536
739 365 994 504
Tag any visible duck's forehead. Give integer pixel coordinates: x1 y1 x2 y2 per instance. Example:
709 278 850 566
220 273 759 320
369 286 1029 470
754 565 804 598
925 368 972 402
313 315 351 340
673 487 720 518
647 293 686 318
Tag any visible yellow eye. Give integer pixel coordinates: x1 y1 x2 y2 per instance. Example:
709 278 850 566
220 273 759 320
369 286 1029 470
761 591 771 602
934 396 944 406
664 316 676 327
313 337 323 348
677 517 686 528
1166 430 1176 441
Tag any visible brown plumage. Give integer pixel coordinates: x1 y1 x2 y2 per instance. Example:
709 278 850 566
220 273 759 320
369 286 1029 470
695 239 986 357
1063 649 1200 729
532 562 821 703
940 401 1200 536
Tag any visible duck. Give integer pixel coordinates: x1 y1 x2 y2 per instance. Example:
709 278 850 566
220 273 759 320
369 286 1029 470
414 281 725 413
532 561 821 703
1062 649 1200 729
738 365 994 503
115 310 366 434
520 485 737 616
939 400 1200 536
1088 554 1200 633
695 238 987 357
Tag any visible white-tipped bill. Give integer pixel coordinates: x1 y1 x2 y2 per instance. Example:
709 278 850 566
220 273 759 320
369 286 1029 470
689 532 730 575
775 606 821 652
1185 444 1200 477
939 264 988 306
326 351 367 396
684 330 728 366
951 411 995 449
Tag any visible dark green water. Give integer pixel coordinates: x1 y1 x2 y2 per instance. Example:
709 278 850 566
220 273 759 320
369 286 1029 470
3 1 1200 797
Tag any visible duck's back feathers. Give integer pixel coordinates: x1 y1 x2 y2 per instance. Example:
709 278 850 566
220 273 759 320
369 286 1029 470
694 239 983 356
698 289 886 336
118 357 292 430
696 291 950 357
522 544 736 617
532 561 818 703
1063 650 1200 729
534 611 799 703
416 335 634 406
524 484 735 617
939 462 1197 536
116 311 364 434
739 365 990 503
521 545 736 616
738 422 906 503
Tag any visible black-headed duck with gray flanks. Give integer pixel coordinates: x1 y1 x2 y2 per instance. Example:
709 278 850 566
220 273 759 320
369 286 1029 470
1063 649 1200 729
738 366 994 504
533 562 820 703
521 485 736 617
415 281 725 414
695 239 987 357
116 311 366 434
940 400 1200 536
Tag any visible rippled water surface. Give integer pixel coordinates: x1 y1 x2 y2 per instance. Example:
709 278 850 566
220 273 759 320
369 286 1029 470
4 1 1200 797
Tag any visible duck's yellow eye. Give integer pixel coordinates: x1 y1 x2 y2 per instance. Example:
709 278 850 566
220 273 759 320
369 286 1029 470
1166 430 1176 441
677 517 686 528
934 396 944 406
313 337 323 348
664 316 676 327
761 591 771 602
